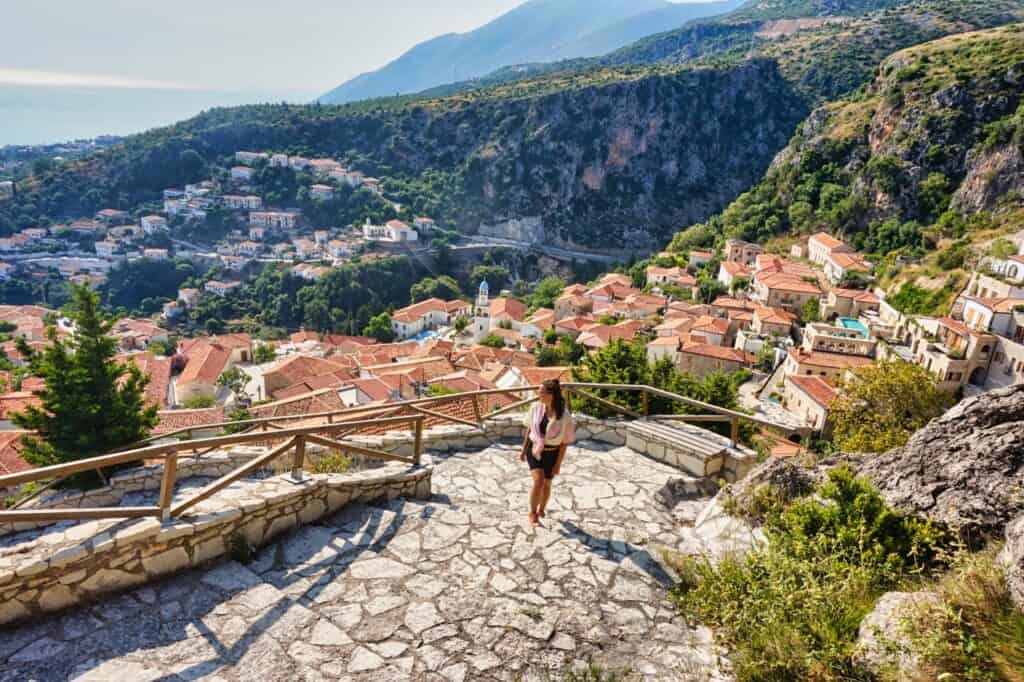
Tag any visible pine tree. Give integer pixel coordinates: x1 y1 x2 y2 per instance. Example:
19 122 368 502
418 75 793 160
12 285 159 467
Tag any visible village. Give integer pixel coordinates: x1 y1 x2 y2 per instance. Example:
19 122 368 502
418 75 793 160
0 200 1022 480
0 149 431 302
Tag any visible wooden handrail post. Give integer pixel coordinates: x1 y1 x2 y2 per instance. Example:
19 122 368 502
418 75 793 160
413 418 423 466
642 390 649 418
564 388 572 413
290 436 306 482
471 394 483 428
730 417 740 446
158 453 178 521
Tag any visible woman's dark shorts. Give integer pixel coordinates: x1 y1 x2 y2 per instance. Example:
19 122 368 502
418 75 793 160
527 444 560 480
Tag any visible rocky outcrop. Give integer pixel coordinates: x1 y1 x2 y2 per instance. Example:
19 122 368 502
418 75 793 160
855 590 940 680
687 494 767 562
952 142 1024 214
855 384 1024 542
1000 513 1024 610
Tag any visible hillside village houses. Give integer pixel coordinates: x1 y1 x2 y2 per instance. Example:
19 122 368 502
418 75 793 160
6 134 1024 481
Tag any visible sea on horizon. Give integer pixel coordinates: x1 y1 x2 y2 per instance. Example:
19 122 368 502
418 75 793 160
0 85 313 147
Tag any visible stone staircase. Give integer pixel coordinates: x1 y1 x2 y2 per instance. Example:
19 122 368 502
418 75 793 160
625 419 757 482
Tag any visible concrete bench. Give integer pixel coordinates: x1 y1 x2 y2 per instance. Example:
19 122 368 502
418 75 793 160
626 420 757 481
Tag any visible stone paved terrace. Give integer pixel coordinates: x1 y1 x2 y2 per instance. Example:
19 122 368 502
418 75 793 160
0 439 730 681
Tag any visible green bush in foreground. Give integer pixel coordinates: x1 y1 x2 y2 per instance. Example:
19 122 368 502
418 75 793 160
669 467 948 681
906 548 1024 680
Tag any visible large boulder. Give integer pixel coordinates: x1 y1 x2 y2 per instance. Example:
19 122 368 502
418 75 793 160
855 590 940 680
1000 513 1024 610
855 384 1024 542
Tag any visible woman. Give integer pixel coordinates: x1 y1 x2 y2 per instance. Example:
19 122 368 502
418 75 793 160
521 378 575 527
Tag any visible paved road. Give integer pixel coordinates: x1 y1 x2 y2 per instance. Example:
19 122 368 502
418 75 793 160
451 236 628 265
0 440 730 681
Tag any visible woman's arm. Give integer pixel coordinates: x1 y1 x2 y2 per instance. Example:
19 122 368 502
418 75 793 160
553 443 567 476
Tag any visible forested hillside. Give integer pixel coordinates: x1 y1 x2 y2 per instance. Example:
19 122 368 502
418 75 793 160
2 0 1022 253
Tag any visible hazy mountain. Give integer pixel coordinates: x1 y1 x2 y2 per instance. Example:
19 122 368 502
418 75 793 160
318 0 742 104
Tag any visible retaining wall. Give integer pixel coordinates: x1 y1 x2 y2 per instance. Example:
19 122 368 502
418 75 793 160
0 459 431 626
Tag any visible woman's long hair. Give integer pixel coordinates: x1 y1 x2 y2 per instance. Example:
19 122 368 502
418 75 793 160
544 378 566 420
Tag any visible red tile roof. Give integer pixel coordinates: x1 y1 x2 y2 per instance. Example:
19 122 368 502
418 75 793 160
680 343 750 363
0 431 31 476
787 348 875 370
120 352 172 409
809 232 847 251
490 297 527 322
786 374 837 407
154 407 226 435
755 306 797 326
177 342 231 387
756 271 823 295
0 391 41 420
831 288 879 304
265 354 351 393
347 377 394 402
964 296 1024 314
520 366 571 385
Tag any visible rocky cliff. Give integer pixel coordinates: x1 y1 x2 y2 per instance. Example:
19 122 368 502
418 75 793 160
688 24 1024 249
856 383 1024 542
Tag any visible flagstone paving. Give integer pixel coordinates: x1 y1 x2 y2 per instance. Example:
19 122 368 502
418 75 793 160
0 439 730 681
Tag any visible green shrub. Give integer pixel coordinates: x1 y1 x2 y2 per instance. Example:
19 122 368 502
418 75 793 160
183 395 216 409
906 548 1024 680
309 451 353 475
670 467 948 682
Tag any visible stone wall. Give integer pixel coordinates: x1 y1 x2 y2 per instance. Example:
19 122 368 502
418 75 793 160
1 446 277 538
0 460 431 626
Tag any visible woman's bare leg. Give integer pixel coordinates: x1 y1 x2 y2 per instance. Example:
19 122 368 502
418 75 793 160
539 480 553 516
529 470 545 516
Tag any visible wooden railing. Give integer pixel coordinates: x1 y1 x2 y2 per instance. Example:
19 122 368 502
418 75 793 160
0 383 789 526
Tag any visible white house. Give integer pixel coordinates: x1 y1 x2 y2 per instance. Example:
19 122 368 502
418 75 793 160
235 151 268 165
249 211 298 230
984 254 1024 283
310 184 334 201
391 298 467 340
140 215 168 234
961 296 1024 340
204 280 241 297
824 252 871 285
230 166 255 182
222 195 263 211
807 232 853 266
94 241 118 258
362 219 418 243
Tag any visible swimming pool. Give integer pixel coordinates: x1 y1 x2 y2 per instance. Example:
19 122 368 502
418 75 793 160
409 329 442 343
838 317 869 338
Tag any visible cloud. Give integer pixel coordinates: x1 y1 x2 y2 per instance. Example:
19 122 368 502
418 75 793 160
0 68 200 90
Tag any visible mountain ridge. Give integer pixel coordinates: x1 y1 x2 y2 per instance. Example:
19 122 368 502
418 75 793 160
318 0 742 104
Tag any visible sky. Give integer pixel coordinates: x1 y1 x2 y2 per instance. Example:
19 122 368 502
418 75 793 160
1 0 527 98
